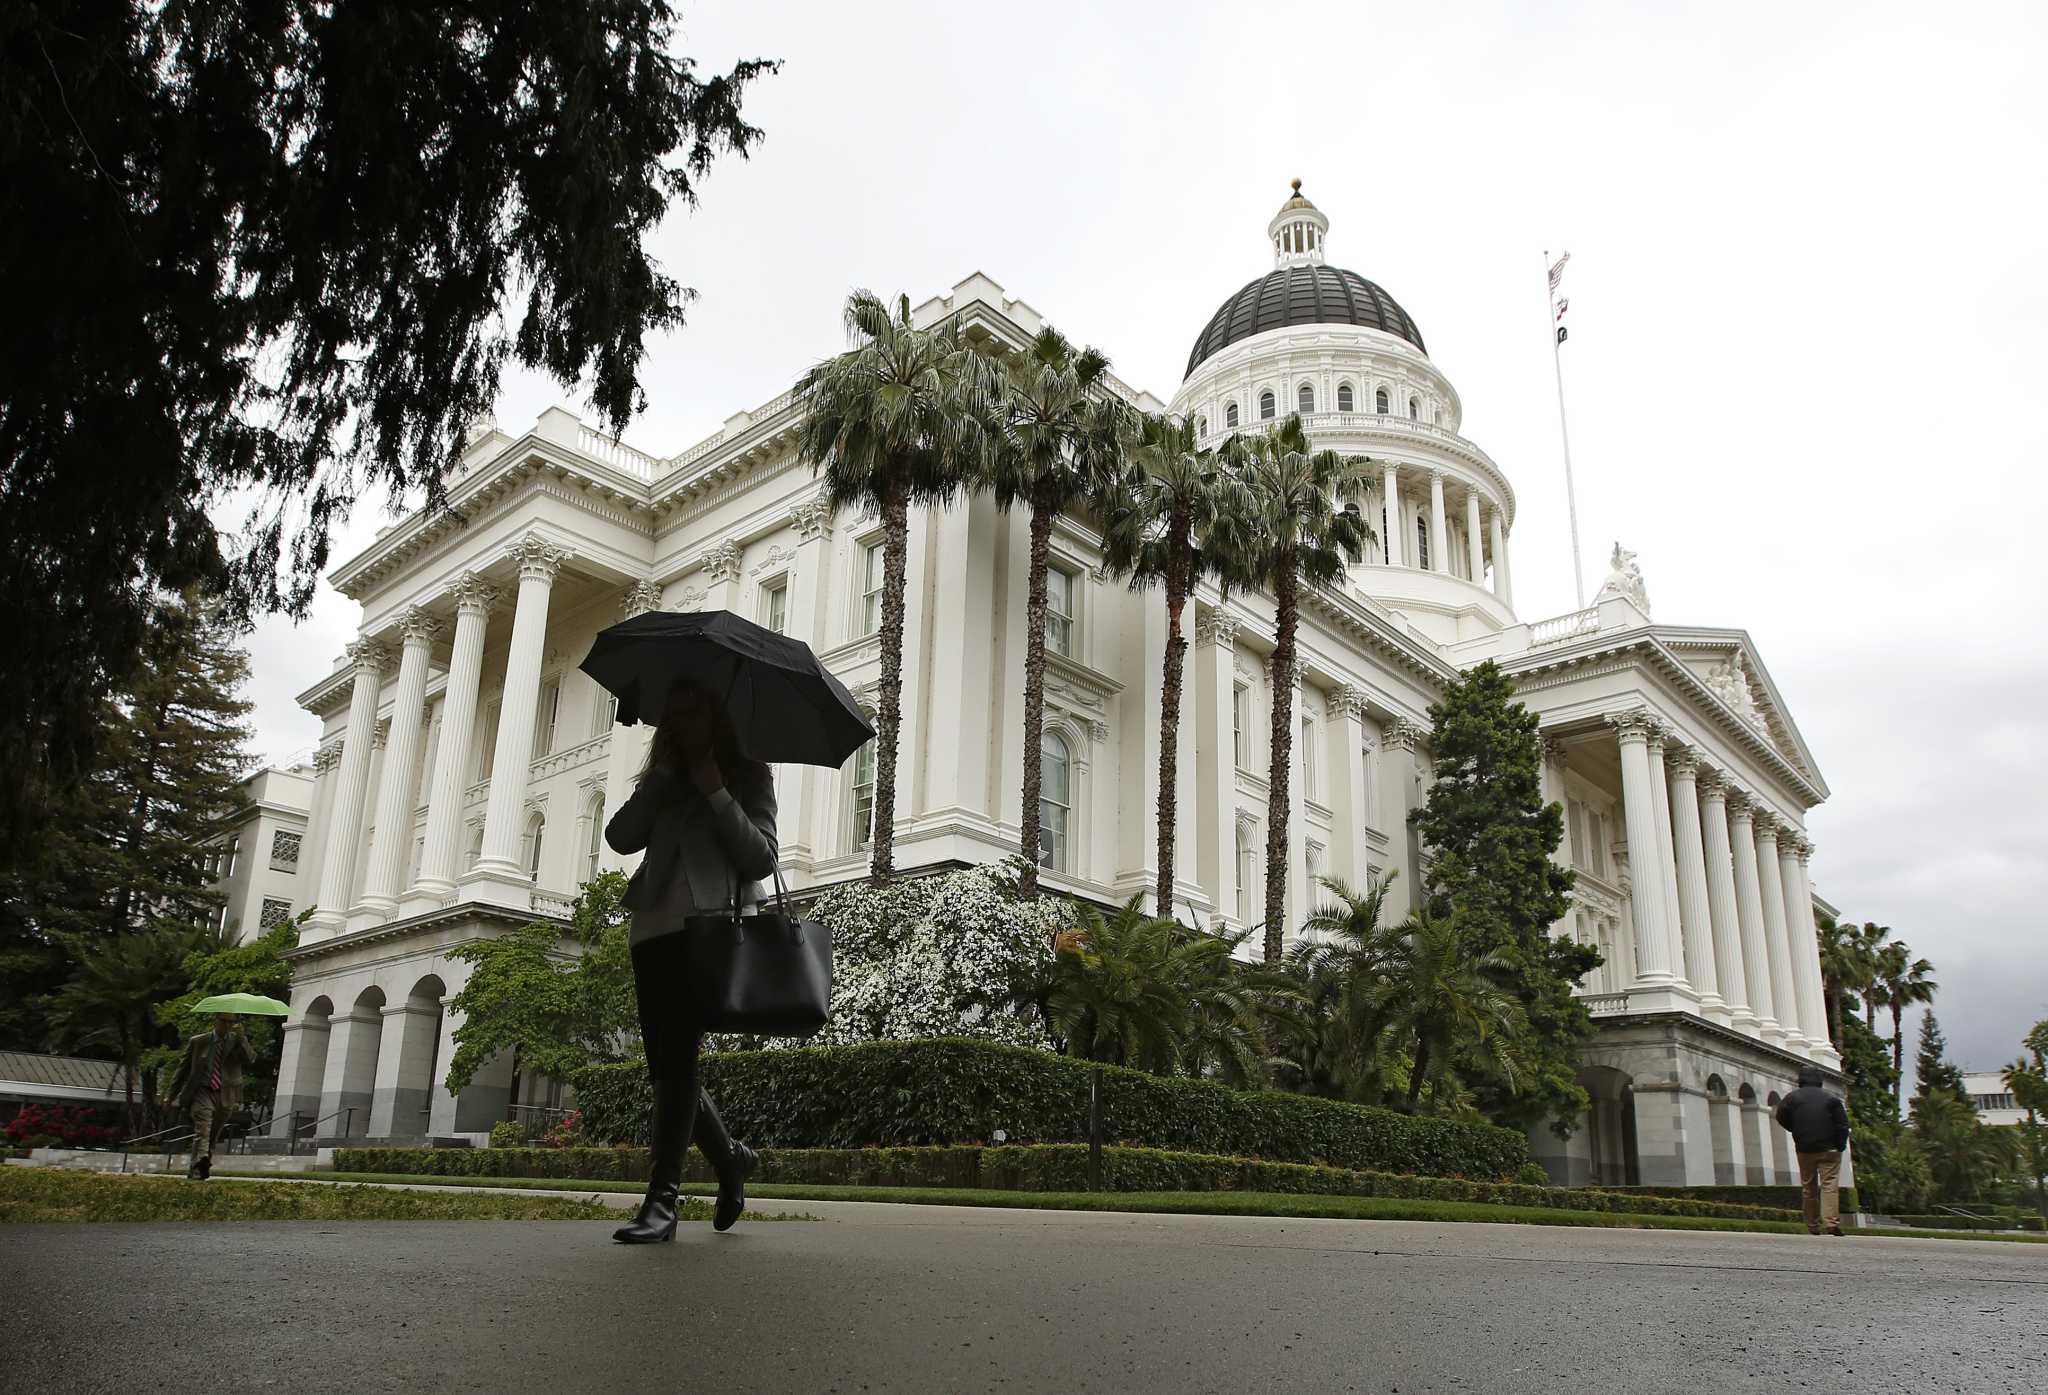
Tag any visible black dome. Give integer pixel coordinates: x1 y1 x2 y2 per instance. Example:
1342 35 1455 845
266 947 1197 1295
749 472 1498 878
1184 265 1426 378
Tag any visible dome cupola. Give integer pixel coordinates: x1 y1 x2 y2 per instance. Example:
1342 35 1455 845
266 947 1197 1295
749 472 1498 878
1269 179 1329 268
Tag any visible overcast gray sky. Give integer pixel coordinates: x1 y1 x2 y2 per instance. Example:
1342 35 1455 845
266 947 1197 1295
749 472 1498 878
237 1 2047 1076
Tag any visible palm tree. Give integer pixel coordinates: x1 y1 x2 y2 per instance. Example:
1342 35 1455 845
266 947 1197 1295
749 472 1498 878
43 925 204 1133
984 325 1131 896
1097 412 1249 915
1285 871 1406 1103
2002 1051 2048 1218
1037 896 1199 1069
1177 921 1302 1088
796 291 993 878
1369 903 1525 1113
1815 913 1879 1049
1911 1090 2013 1203
1876 940 1938 1114
1220 415 1373 959
1852 920 1891 1030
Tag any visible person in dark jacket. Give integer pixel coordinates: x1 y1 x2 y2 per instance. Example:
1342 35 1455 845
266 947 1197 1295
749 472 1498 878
1774 1066 1851 1235
167 1015 253 1180
604 684 778 1244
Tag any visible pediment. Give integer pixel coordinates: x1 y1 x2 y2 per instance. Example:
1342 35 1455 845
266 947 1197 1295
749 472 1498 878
1658 630 1819 783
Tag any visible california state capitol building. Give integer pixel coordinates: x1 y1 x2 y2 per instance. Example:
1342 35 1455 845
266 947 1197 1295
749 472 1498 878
216 185 1846 1190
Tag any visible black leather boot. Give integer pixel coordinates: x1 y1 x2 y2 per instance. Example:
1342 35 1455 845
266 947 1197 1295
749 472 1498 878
691 1091 756 1233
613 1080 695 1244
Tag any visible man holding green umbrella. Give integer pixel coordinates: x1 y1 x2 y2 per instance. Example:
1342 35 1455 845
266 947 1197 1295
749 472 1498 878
167 994 286 1179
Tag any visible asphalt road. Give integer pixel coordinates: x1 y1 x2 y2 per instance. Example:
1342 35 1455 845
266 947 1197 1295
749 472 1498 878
4 1200 2043 1394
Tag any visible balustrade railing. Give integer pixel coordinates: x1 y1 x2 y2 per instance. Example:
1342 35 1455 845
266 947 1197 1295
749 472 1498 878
574 427 661 481
1580 991 1633 1016
1529 607 1602 647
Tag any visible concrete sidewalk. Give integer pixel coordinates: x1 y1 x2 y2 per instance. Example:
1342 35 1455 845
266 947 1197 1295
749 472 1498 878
6 1199 2043 1394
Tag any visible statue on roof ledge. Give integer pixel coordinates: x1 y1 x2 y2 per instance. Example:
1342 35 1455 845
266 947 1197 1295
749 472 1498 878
1593 542 1651 617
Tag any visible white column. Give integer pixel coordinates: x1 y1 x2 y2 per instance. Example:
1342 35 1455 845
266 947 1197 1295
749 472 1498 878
1330 687 1369 890
268 1018 328 1138
1198 610 1240 925
1727 792 1782 1039
1666 747 1725 1019
298 741 343 911
1284 673 1309 938
1381 464 1404 567
1643 725 1690 990
595 580 664 874
357 610 440 919
782 495 835 870
1463 490 1484 583
1489 508 1512 604
1427 469 1449 574
306 641 391 936
467 535 568 904
1697 771 1754 1029
1606 711 1674 984
1379 718 1425 925
1753 810 1805 1048
405 575 498 912
1785 831 1835 1048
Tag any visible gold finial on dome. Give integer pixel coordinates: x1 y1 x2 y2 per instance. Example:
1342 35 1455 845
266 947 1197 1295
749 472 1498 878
1291 177 1302 192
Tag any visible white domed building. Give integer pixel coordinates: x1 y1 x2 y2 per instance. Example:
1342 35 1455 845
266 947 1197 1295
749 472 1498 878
224 185 1842 1190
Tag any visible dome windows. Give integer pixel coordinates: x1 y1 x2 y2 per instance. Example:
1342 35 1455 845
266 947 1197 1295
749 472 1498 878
1375 388 1389 415
1408 395 1420 420
1337 382 1355 412
1298 383 1314 415
1259 390 1275 421
1225 401 1239 428
1196 414 1208 436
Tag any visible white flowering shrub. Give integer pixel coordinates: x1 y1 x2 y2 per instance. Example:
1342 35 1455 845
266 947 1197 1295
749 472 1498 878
715 865 1070 1052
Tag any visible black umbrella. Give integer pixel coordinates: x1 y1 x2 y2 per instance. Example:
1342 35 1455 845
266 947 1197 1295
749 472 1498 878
579 610 873 768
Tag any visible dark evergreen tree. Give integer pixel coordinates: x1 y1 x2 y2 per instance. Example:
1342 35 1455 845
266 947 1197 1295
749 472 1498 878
1913 1010 1968 1104
0 4 776 870
1409 660 1597 1131
1840 1012 1899 1124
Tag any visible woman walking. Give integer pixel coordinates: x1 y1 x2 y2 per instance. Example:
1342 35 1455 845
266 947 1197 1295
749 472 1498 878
605 684 779 1244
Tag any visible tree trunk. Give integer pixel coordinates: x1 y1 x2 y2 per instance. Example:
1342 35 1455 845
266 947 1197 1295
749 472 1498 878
1153 525 1192 919
1826 979 1843 1050
1892 1002 1905 1119
1406 1034 1430 1113
1017 500 1057 897
1262 559 1298 961
870 485 912 881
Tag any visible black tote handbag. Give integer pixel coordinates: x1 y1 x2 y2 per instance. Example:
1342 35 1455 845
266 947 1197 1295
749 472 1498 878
682 870 833 1036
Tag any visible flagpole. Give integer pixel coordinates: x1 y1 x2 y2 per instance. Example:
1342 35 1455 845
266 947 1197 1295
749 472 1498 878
1545 249 1586 610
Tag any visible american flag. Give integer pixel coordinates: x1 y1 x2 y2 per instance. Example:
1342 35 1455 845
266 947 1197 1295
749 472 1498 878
1548 251 1571 292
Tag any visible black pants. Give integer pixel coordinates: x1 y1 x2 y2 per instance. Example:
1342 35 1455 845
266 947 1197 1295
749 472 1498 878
631 934 738 1185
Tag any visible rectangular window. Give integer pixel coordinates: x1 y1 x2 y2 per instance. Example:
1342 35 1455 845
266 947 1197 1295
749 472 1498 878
1235 823 1257 923
1232 684 1252 770
1306 840 1326 888
476 700 501 779
860 541 885 637
269 831 301 872
1592 812 1608 878
593 690 619 737
1300 714 1318 797
225 839 240 879
258 898 293 930
850 741 876 849
1568 801 1585 868
533 678 561 758
762 578 788 635
1045 566 1076 658
1363 742 1380 828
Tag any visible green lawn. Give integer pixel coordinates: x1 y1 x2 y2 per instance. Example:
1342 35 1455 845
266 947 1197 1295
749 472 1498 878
0 1166 619 1223
229 1170 2048 1242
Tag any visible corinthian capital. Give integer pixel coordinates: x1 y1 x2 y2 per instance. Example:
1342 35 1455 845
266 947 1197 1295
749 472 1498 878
620 579 664 618
1793 835 1815 864
397 607 442 647
1664 743 1700 778
1695 768 1728 801
790 495 833 541
1383 717 1427 752
704 539 744 583
509 534 568 584
1725 788 1756 821
449 571 502 617
1750 807 1780 838
1331 685 1368 720
1195 610 1241 648
1603 707 1658 743
345 638 393 674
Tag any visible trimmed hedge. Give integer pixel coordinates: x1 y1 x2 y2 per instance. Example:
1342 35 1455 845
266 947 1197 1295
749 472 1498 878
1599 1182 1862 1214
330 1142 1799 1222
571 1038 1530 1180
1885 1213 2045 1232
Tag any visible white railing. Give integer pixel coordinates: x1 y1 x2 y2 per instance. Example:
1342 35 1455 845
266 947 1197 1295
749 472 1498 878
575 427 661 482
1581 991 1633 1016
529 889 575 919
1200 410 1465 448
1529 607 1602 647
529 731 609 783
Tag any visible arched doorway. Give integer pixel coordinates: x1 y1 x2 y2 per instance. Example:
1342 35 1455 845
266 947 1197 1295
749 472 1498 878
271 996 333 1139
318 985 386 1138
1738 1084 1767 1183
1706 1075 1737 1184
1766 1091 1793 1181
368 975 446 1139
1579 1065 1640 1186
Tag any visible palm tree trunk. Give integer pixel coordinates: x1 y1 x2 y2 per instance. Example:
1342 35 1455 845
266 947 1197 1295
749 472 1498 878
1261 560 1298 961
1152 527 1192 918
870 484 912 880
1017 500 1056 897
1405 1035 1430 1113
1891 1001 1906 1119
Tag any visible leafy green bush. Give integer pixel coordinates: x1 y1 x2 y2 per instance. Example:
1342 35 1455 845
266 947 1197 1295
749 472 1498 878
1598 1182 1863 1213
572 1038 1530 1177
1515 1162 1551 1187
487 1121 523 1150
333 1142 1797 1221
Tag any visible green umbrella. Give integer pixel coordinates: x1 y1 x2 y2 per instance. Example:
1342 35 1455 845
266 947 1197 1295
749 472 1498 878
191 992 291 1018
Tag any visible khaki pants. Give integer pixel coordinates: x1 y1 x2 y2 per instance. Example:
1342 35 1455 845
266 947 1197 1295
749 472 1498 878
1797 1149 1842 1233
188 1090 226 1163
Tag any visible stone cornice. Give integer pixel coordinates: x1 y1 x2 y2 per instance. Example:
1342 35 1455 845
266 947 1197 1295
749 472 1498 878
1296 583 1460 689
281 899 568 964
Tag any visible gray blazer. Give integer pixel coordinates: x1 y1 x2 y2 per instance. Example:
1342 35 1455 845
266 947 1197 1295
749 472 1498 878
606 760 779 946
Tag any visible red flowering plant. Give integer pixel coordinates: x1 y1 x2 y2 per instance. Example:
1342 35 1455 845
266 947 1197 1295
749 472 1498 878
4 1103 122 1149
535 1109 589 1149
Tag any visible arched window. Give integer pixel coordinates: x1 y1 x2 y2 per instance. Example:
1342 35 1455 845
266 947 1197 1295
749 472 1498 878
849 738 876 850
524 812 546 885
1225 401 1239 428
465 823 484 872
1409 396 1420 420
1415 516 1430 571
1039 731 1071 872
1196 415 1207 436
583 796 605 882
1297 383 1314 415
1375 388 1389 414
1337 382 1354 412
1234 819 1256 922
1258 390 1275 420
